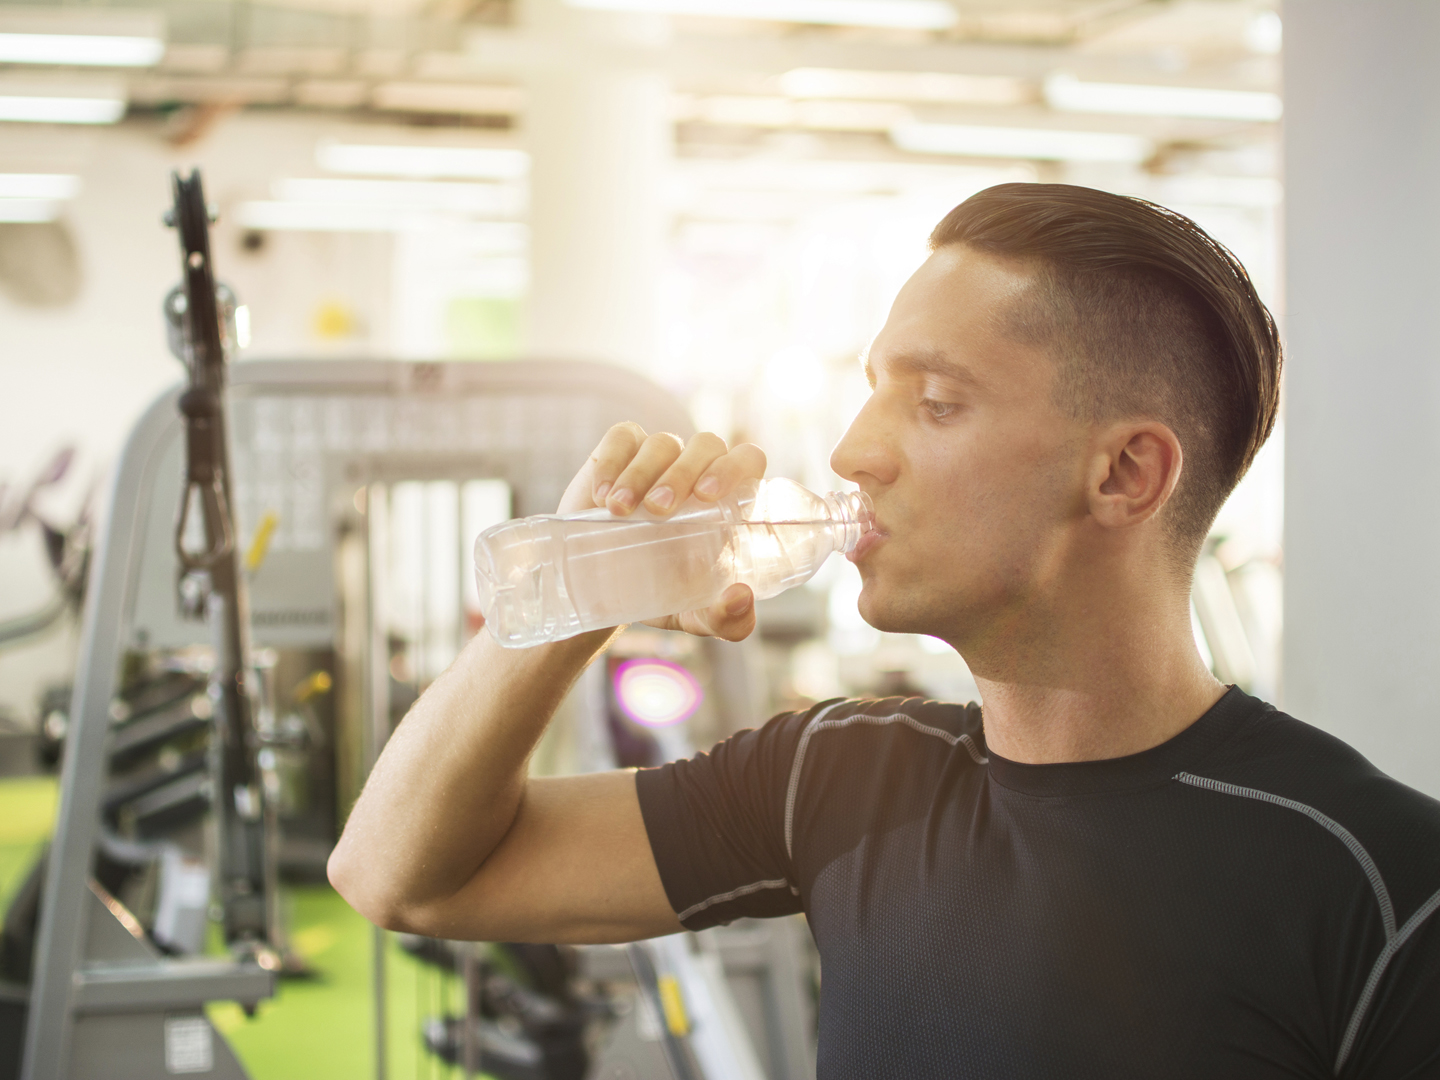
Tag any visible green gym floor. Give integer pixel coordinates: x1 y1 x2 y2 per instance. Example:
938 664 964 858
0 778 482 1080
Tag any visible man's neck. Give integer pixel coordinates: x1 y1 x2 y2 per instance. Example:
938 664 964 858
960 576 1226 765
975 668 1226 764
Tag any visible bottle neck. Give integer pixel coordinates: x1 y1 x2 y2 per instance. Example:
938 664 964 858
823 490 874 553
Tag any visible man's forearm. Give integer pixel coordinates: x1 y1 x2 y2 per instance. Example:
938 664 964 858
327 626 617 926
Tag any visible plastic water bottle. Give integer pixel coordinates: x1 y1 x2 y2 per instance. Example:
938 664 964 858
474 478 873 647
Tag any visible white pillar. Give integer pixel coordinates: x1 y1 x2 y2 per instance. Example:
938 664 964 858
522 0 670 373
1282 2 1440 796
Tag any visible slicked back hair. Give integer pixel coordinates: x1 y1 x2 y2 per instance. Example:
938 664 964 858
929 183 1281 563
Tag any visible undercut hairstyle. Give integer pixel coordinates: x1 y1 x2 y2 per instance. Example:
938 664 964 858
929 183 1282 562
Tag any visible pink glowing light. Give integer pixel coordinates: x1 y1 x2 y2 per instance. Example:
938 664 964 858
613 658 703 728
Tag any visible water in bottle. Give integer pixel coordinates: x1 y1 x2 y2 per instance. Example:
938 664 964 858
473 478 873 647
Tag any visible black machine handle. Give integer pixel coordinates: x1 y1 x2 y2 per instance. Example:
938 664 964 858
166 168 271 952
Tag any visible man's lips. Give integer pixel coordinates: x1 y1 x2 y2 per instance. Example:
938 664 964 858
847 524 887 563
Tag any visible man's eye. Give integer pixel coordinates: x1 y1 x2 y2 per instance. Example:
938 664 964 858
922 398 958 420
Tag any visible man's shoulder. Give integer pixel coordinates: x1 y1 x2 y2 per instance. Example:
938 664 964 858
772 696 988 798
788 695 986 752
688 696 982 791
1206 698 1440 829
1196 696 1440 918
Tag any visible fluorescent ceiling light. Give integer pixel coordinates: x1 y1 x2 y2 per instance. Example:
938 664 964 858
272 177 525 216
317 141 528 180
566 0 958 30
779 68 1030 106
0 198 58 223
1045 74 1281 122
892 121 1150 163
0 173 80 199
0 94 124 123
0 32 162 66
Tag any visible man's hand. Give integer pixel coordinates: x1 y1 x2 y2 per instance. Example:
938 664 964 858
555 422 768 642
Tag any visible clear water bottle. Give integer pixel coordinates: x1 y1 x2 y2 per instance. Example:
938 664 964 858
474 478 874 648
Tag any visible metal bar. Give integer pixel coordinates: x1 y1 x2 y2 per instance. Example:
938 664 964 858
365 482 390 1080
73 961 274 1013
460 944 479 1078
22 392 185 1080
372 925 388 1080
627 942 702 1080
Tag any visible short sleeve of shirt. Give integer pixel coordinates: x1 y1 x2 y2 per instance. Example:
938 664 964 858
634 699 841 930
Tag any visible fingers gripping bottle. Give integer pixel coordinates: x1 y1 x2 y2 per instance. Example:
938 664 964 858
474 478 873 648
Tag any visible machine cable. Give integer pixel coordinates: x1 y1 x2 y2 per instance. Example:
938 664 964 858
164 169 274 959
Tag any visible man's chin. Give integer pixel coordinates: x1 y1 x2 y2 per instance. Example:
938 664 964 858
856 590 932 638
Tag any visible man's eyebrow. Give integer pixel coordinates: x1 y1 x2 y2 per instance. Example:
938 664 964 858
865 348 986 390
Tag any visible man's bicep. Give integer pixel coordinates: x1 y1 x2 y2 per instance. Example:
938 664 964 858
410 771 682 944
635 708 821 931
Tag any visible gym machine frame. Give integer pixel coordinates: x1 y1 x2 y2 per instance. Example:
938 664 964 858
22 172 277 1080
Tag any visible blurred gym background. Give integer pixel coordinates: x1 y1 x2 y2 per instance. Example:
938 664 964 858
7 2 1433 1078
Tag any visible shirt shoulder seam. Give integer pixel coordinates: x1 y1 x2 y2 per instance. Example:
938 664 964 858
1174 771 1397 938
784 703 986 861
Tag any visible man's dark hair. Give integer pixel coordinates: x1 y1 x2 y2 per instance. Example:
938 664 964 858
929 182 1282 560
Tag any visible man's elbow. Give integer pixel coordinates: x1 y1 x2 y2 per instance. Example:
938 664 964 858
327 844 418 933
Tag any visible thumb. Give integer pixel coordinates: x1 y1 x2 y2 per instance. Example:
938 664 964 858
648 584 756 641
708 584 756 641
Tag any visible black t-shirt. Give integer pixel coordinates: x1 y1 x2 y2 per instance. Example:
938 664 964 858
635 688 1440 1079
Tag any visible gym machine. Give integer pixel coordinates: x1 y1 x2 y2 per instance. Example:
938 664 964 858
17 171 276 1080
10 169 816 1080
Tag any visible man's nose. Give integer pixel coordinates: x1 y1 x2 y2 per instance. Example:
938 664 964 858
830 396 896 486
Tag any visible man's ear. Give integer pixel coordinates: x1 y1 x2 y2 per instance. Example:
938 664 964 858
1088 422 1183 528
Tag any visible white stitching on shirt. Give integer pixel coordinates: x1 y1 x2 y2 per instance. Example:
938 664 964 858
784 704 988 862
1334 886 1440 1074
1174 772 1397 941
675 877 798 924
1172 771 1436 1075
783 702 848 864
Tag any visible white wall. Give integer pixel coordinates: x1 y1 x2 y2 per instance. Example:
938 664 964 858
1283 1 1440 796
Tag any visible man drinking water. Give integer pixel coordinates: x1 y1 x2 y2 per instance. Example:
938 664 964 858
330 184 1440 1079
